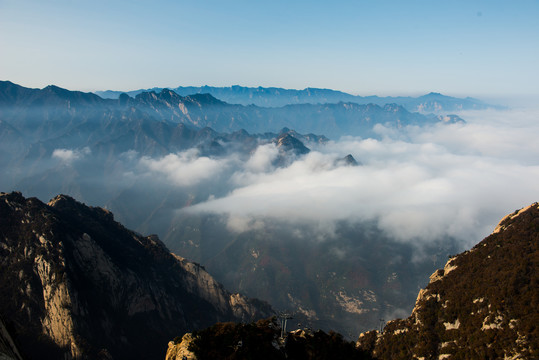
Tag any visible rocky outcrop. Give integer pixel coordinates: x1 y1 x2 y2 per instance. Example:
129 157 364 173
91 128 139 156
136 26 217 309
166 318 373 360
338 154 360 166
172 254 270 322
274 133 310 156
357 203 539 359
165 334 197 360
0 192 273 359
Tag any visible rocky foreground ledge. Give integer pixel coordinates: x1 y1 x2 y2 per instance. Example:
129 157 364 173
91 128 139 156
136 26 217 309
0 192 272 360
357 203 539 359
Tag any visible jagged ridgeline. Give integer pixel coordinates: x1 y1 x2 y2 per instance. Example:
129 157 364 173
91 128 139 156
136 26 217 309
0 192 273 360
95 85 497 113
357 203 539 359
0 80 463 143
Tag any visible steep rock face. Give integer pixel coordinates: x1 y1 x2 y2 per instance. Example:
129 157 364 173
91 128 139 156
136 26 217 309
0 317 23 360
165 333 197 360
0 192 272 359
172 255 270 322
357 203 539 359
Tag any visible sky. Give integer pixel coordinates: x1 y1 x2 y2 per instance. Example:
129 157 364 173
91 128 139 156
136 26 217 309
1 0 538 99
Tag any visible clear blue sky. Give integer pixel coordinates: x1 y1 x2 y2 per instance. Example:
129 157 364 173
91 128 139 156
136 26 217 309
1 0 538 99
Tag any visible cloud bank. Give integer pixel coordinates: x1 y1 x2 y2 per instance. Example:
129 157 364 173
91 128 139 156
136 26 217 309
52 147 91 164
162 108 539 248
138 149 232 187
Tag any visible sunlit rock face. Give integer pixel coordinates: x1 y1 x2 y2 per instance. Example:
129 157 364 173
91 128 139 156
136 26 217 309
357 203 539 360
0 192 273 360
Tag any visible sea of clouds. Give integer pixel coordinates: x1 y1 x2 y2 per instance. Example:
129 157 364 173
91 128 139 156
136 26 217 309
45 107 539 250
128 107 539 249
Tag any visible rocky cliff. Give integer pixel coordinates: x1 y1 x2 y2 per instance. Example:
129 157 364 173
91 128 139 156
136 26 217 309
0 316 23 360
357 203 539 359
0 192 272 359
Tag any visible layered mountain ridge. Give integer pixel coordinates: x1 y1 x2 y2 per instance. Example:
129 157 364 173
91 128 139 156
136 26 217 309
95 85 497 113
3 80 530 359
0 191 272 359
0 80 462 142
0 81 464 340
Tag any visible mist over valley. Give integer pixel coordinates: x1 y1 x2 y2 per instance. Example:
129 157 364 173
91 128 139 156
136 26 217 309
2 81 538 343
2 0 538 357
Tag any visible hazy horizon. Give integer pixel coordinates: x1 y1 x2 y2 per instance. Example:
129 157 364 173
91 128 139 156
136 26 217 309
1 0 538 100
4 79 539 109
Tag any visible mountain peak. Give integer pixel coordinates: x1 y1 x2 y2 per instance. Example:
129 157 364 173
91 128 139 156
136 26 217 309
0 190 24 200
493 202 539 234
382 103 407 112
275 133 310 155
47 193 78 206
341 154 360 166
158 88 181 99
185 93 226 106
47 194 115 222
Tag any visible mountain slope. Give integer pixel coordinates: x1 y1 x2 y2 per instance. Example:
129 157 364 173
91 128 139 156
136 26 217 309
0 192 272 359
167 215 459 339
0 316 23 360
357 203 539 359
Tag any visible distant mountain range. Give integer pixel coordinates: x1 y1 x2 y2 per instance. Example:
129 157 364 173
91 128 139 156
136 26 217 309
0 81 462 141
0 80 463 339
0 81 331 198
1 79 536 359
95 85 499 113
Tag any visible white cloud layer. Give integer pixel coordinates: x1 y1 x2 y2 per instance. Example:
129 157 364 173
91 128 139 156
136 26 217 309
138 149 231 187
176 108 539 247
52 147 90 164
123 108 539 248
